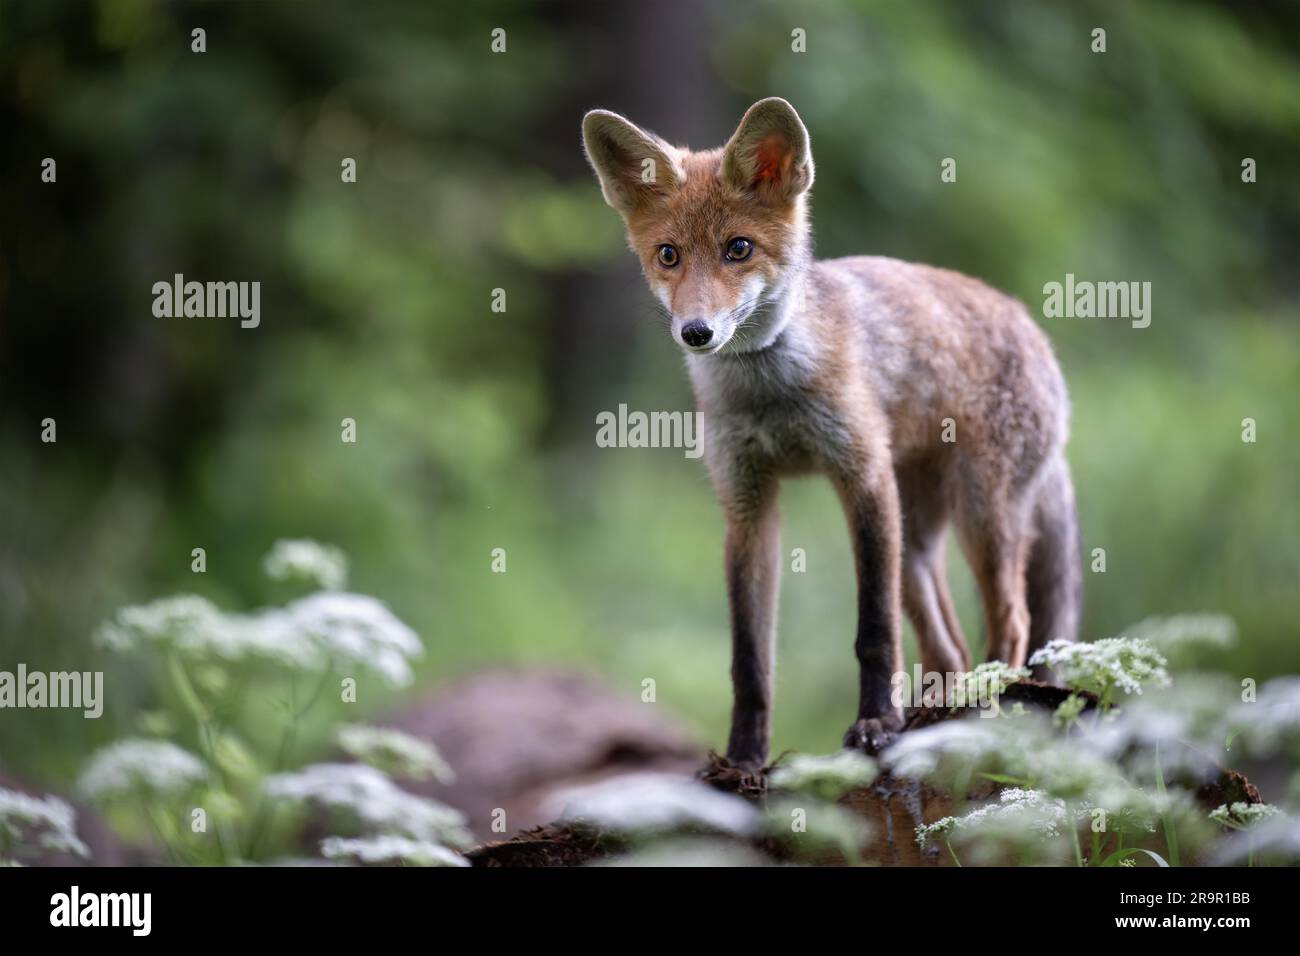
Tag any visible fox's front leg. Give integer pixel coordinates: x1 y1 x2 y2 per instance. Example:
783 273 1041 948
722 479 782 770
834 465 906 753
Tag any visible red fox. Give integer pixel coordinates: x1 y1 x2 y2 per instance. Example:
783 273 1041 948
582 98 1080 768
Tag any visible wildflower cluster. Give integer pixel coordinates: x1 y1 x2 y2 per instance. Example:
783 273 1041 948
66 541 458 866
946 661 1029 710
263 539 349 591
885 630 1277 867
78 739 207 802
264 762 472 854
336 725 455 783
1029 637 1170 711
0 788 90 864
96 590 422 687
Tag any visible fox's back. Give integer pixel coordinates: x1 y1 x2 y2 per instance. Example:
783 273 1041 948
808 255 1069 478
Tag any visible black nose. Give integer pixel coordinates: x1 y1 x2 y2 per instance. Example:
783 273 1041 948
680 321 713 347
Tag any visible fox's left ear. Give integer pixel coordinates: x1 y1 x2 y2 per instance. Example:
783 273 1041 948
722 97 814 205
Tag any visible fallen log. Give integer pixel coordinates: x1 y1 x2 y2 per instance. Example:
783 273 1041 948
468 682 1263 867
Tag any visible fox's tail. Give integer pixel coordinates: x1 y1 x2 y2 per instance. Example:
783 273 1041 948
1026 451 1082 677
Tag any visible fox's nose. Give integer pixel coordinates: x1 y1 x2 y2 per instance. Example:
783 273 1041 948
680 321 713 348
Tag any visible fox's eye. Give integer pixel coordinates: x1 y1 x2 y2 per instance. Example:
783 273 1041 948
725 237 754 262
656 244 680 268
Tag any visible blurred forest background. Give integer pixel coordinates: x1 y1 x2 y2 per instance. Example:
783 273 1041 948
1 0 1297 789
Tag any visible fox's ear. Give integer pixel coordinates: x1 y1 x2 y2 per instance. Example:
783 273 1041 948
582 110 681 216
722 97 814 205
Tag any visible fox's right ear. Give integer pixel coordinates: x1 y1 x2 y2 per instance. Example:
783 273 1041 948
582 110 680 216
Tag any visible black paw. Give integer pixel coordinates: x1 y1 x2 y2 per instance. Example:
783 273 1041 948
698 750 768 797
842 714 904 755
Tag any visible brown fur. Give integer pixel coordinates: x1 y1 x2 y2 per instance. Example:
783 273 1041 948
583 99 1081 767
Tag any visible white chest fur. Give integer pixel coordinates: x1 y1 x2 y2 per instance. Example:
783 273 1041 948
687 323 855 475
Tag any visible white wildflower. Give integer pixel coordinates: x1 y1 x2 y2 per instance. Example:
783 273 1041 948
1078 782 1213 859
1082 698 1223 783
995 787 1070 838
0 788 90 860
885 720 999 778
546 773 760 838
883 712 1125 800
1074 782 1174 837
78 739 207 802
1024 741 1130 800
97 591 423 686
95 594 318 669
1209 802 1282 830
915 815 958 848
917 788 1068 850
336 725 454 783
320 835 468 867
883 718 1026 785
264 763 470 847
1209 812 1300 866
768 750 877 800
278 592 423 687
264 539 349 591
1076 674 1244 779
948 662 1030 709
1028 637 1170 707
918 788 1087 865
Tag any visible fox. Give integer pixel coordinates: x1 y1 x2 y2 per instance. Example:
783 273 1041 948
581 97 1081 769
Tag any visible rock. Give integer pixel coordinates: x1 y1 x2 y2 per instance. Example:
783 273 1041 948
382 669 703 842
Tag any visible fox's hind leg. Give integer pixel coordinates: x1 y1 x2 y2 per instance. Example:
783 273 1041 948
956 489 1035 668
932 562 970 670
897 460 971 686
903 551 972 682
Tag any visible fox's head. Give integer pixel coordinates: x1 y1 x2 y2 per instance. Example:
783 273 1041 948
582 98 814 355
